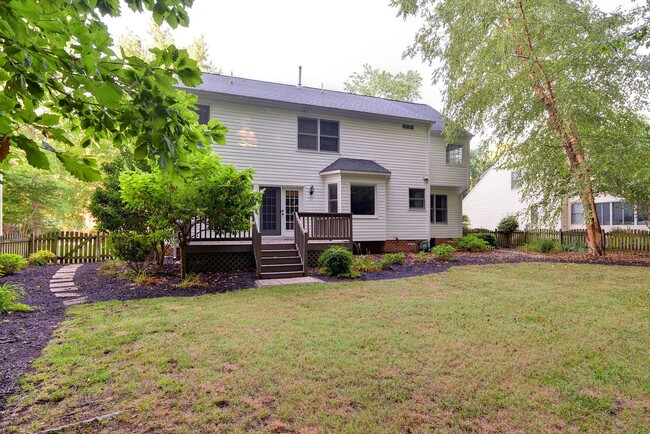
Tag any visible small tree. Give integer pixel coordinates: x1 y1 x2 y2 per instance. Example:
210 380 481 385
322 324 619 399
497 215 520 249
344 64 423 102
119 152 261 277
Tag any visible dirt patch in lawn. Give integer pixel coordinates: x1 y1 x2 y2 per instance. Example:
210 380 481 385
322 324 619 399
0 265 64 410
75 261 257 303
310 249 650 281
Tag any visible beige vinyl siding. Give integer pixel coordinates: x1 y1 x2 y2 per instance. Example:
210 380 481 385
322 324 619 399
430 187 463 239
429 134 470 188
199 95 434 241
340 175 387 241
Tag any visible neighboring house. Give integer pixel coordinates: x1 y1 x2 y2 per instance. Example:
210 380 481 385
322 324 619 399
180 74 471 253
463 166 648 231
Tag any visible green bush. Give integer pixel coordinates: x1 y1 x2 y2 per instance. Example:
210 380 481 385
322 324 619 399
497 215 519 233
522 238 561 253
473 232 497 247
379 252 405 270
28 250 57 266
456 235 490 252
107 231 153 272
431 244 456 261
352 256 380 273
561 240 587 253
0 283 33 314
318 246 355 277
0 254 28 275
414 251 430 263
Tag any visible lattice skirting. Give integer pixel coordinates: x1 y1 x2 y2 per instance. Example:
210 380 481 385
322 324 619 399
307 251 320 268
187 252 255 273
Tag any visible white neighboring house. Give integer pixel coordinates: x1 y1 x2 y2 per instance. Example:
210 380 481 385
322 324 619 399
463 166 648 231
181 74 471 252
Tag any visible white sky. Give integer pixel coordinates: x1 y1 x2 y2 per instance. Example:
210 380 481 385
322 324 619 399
104 0 634 118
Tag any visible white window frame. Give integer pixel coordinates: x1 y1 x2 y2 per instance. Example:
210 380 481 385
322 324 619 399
350 184 377 217
445 144 464 166
297 117 340 153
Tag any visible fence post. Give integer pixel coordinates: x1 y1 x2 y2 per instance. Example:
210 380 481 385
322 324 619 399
95 232 101 262
54 231 60 264
602 230 607 252
559 229 563 245
28 233 35 256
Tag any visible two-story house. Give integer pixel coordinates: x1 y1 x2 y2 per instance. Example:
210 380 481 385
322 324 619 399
180 74 470 277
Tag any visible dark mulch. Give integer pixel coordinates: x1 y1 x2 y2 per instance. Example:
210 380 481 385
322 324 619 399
76 261 257 303
0 265 65 411
310 249 650 282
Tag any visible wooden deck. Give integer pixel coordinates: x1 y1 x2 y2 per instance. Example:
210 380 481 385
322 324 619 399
186 213 353 277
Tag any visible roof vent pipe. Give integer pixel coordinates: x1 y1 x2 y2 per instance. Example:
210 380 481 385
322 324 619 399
298 66 302 88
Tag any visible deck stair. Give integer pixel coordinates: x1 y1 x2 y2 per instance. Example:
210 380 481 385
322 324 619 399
259 243 305 279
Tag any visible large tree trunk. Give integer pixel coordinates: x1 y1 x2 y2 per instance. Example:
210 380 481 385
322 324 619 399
513 1 605 256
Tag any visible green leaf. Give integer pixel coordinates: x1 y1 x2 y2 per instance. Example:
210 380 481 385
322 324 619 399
13 137 50 170
91 82 123 109
56 153 102 182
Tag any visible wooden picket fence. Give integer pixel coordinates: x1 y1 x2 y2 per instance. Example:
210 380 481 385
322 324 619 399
0 231 111 264
464 228 650 253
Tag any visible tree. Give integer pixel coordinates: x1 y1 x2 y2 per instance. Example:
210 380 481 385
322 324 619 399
469 144 496 190
119 152 261 277
118 22 221 73
0 1 227 181
2 155 94 233
344 64 423 101
394 0 650 256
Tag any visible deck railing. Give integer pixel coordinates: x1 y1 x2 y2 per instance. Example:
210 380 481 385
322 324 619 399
296 212 353 242
189 216 254 241
294 213 309 274
252 219 262 277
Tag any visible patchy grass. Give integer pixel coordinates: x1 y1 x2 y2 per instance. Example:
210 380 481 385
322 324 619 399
3 263 650 433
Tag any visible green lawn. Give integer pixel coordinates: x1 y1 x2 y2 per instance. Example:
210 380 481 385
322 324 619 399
3 263 650 433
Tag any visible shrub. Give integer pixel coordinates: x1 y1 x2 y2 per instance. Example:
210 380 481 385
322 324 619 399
0 254 28 275
352 256 380 273
431 244 456 261
107 231 153 272
522 238 561 253
473 232 497 247
28 250 56 266
379 252 405 270
318 246 355 277
177 273 207 288
561 240 587 253
414 251 430 263
0 283 33 314
497 215 519 233
456 235 490 252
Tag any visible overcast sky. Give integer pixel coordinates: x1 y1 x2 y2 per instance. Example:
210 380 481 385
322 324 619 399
105 0 635 116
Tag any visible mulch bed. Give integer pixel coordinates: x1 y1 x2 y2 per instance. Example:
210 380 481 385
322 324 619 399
0 265 65 411
76 261 257 304
310 249 650 282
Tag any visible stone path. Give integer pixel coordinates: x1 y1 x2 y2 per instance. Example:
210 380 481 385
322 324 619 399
255 276 323 287
48 264 87 306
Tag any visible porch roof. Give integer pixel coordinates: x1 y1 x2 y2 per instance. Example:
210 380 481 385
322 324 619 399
319 158 391 176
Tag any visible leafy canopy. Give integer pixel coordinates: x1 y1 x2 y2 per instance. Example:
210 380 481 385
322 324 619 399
393 0 650 226
0 0 226 181
344 64 423 101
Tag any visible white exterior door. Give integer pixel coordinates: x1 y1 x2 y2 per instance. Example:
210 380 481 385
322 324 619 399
283 189 301 237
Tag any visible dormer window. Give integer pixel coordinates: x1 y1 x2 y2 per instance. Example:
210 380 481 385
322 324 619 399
298 117 339 152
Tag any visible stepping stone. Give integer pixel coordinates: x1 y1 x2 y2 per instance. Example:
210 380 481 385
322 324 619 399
53 292 81 298
50 286 78 293
64 297 88 306
50 281 75 288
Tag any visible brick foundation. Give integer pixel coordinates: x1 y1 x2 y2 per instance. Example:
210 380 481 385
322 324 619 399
431 238 453 247
383 239 419 253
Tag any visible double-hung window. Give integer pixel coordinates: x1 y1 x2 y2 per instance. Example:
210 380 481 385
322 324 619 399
431 195 448 223
351 185 375 215
446 144 463 166
612 202 635 225
409 188 425 209
571 203 584 224
595 202 611 225
511 172 522 190
298 117 339 152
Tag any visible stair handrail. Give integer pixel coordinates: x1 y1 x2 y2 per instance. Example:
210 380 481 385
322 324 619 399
294 212 309 274
252 219 262 278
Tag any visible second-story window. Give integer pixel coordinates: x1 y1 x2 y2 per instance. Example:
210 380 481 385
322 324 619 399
298 117 339 152
446 144 463 165
511 171 522 190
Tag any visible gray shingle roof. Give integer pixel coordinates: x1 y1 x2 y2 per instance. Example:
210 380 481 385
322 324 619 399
180 73 445 129
320 158 391 175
